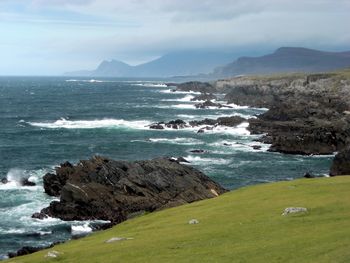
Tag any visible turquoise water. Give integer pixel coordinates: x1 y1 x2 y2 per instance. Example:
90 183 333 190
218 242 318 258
0 77 332 258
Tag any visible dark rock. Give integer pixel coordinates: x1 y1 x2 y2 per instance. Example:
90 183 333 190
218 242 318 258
197 126 214 133
175 82 216 93
190 93 217 101
1 178 8 184
20 178 36 186
330 148 350 176
8 246 48 258
34 156 227 224
149 120 188 130
174 157 190 163
252 145 262 150
190 116 244 127
303 172 315 178
195 100 233 109
149 123 165 130
223 143 232 146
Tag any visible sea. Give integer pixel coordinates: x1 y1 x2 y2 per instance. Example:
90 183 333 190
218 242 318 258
0 77 333 259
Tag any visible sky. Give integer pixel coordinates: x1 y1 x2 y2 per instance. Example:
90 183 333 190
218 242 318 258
0 0 349 75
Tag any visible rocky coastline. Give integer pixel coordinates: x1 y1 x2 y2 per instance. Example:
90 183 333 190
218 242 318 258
170 71 350 156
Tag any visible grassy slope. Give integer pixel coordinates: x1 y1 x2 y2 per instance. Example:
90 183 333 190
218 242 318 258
8 177 350 263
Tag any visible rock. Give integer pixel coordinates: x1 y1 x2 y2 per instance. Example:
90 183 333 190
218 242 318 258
197 126 213 133
33 156 227 224
1 178 8 184
174 81 216 93
189 219 199 224
45 250 61 258
175 157 190 163
303 172 315 178
330 147 350 176
252 145 262 150
195 100 232 109
190 93 217 101
149 120 189 130
190 116 244 127
20 178 36 186
149 123 165 130
282 207 308 216
43 161 73 196
105 237 133 243
223 143 232 146
8 246 43 258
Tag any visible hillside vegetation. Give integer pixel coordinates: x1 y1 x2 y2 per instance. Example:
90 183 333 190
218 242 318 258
7 176 350 263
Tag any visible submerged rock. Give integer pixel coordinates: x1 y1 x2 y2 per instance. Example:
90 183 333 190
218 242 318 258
33 156 227 224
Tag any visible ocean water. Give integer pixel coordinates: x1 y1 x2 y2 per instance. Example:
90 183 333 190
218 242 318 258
0 77 333 259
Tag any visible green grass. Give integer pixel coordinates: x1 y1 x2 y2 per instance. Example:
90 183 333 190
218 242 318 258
7 177 350 263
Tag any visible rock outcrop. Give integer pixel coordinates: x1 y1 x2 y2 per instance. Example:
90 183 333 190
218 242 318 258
330 148 350 176
33 156 227 224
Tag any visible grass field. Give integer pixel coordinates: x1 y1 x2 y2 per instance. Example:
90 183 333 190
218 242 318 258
7 176 350 263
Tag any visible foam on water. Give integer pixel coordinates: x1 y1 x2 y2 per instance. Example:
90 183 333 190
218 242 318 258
27 118 152 130
161 95 195 102
182 155 231 165
148 137 204 145
133 83 167 88
159 89 201 95
71 223 92 235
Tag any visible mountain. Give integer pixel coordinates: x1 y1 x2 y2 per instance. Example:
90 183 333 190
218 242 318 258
64 51 237 78
214 47 350 77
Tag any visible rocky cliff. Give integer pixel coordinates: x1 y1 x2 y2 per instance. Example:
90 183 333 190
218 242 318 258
33 156 227 224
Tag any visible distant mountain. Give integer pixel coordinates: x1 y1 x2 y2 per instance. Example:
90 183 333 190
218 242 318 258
64 51 237 77
214 47 350 77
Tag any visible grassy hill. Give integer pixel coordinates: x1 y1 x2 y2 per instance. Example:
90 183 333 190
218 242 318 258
7 177 350 263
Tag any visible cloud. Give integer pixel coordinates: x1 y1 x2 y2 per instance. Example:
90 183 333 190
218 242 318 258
0 0 349 75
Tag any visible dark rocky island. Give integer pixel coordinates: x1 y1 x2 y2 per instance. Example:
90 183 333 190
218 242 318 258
33 156 227 224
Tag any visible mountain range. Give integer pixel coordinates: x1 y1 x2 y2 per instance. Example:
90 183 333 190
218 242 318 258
65 47 350 78
214 47 350 77
64 51 238 78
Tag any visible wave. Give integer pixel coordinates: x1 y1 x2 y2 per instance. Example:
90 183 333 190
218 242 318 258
71 223 92 235
148 137 204 145
26 118 152 130
133 83 167 88
159 89 201 95
182 155 231 165
0 168 42 191
65 79 110 83
161 95 195 102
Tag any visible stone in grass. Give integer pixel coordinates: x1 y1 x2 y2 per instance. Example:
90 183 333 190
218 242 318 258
45 250 61 258
189 219 199 224
282 207 308 216
105 237 134 243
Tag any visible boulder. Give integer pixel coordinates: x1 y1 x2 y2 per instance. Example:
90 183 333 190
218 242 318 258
330 147 350 176
33 156 227 224
190 93 217 101
195 100 232 109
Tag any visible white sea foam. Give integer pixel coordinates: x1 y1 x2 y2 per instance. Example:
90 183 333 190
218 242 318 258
71 223 93 235
65 79 109 83
0 168 41 191
27 118 152 130
133 83 167 88
182 155 231 165
148 137 204 145
159 89 201 95
161 95 195 102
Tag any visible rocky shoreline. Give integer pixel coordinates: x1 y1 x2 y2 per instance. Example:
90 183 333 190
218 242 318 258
7 70 350 258
169 72 350 157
